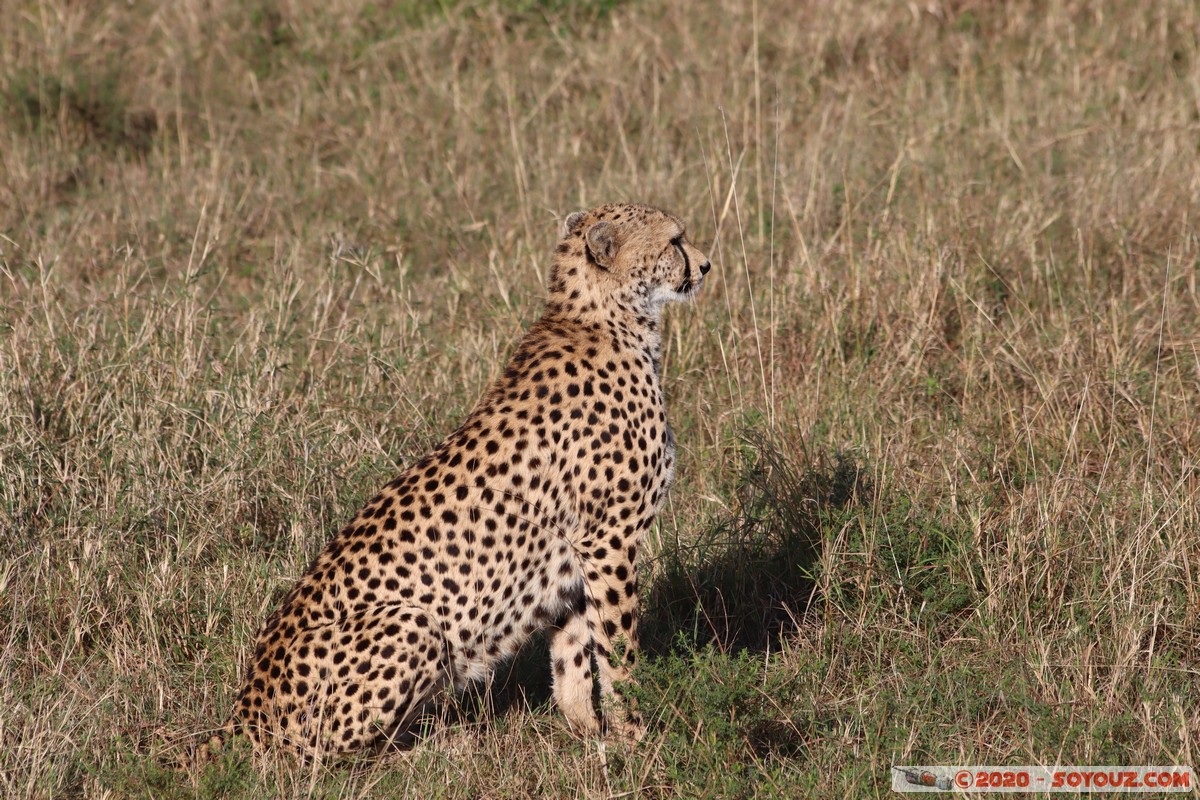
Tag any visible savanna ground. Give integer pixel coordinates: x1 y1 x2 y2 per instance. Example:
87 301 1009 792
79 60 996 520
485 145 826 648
2 0 1198 796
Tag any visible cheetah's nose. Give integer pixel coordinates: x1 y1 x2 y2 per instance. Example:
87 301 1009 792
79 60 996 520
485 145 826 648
699 261 711 275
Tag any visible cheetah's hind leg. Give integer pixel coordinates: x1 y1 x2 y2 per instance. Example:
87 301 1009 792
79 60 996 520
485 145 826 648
264 604 448 758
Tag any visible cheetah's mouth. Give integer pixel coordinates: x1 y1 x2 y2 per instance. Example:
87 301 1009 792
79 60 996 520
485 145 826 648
652 266 705 307
676 271 703 298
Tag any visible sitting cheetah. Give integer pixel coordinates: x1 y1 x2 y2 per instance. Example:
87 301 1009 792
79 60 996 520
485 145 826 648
219 203 709 758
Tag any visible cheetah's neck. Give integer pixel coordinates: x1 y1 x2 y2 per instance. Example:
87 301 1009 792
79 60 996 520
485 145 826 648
539 305 665 376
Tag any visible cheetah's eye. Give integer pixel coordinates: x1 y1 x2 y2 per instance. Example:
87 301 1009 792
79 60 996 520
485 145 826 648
669 236 683 250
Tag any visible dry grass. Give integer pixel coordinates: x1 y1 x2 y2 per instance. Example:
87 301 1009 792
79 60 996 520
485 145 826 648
1 0 1198 796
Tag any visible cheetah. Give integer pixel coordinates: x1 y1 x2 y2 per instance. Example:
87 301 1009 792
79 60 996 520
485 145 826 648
217 203 710 759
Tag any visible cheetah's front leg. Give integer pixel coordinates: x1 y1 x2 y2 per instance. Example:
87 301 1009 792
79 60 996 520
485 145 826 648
548 595 600 736
580 547 645 742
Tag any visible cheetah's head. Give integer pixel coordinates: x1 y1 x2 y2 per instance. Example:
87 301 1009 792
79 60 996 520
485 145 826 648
549 203 710 320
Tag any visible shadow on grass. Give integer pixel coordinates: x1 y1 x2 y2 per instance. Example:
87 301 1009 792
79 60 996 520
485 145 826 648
468 432 869 719
641 434 868 656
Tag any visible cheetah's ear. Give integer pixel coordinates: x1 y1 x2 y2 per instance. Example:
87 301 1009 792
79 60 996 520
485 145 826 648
563 210 588 237
584 221 619 270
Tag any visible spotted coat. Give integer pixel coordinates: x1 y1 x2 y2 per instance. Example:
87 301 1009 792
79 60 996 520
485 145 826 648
228 203 710 756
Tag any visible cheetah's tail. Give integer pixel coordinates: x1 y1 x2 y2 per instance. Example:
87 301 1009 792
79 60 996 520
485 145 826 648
167 717 239 773
197 717 238 764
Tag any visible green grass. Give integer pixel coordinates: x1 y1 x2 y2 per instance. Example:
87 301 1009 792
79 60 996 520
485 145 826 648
2 0 1198 796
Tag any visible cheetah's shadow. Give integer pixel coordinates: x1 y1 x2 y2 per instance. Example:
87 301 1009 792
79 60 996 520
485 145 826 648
462 437 868 722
